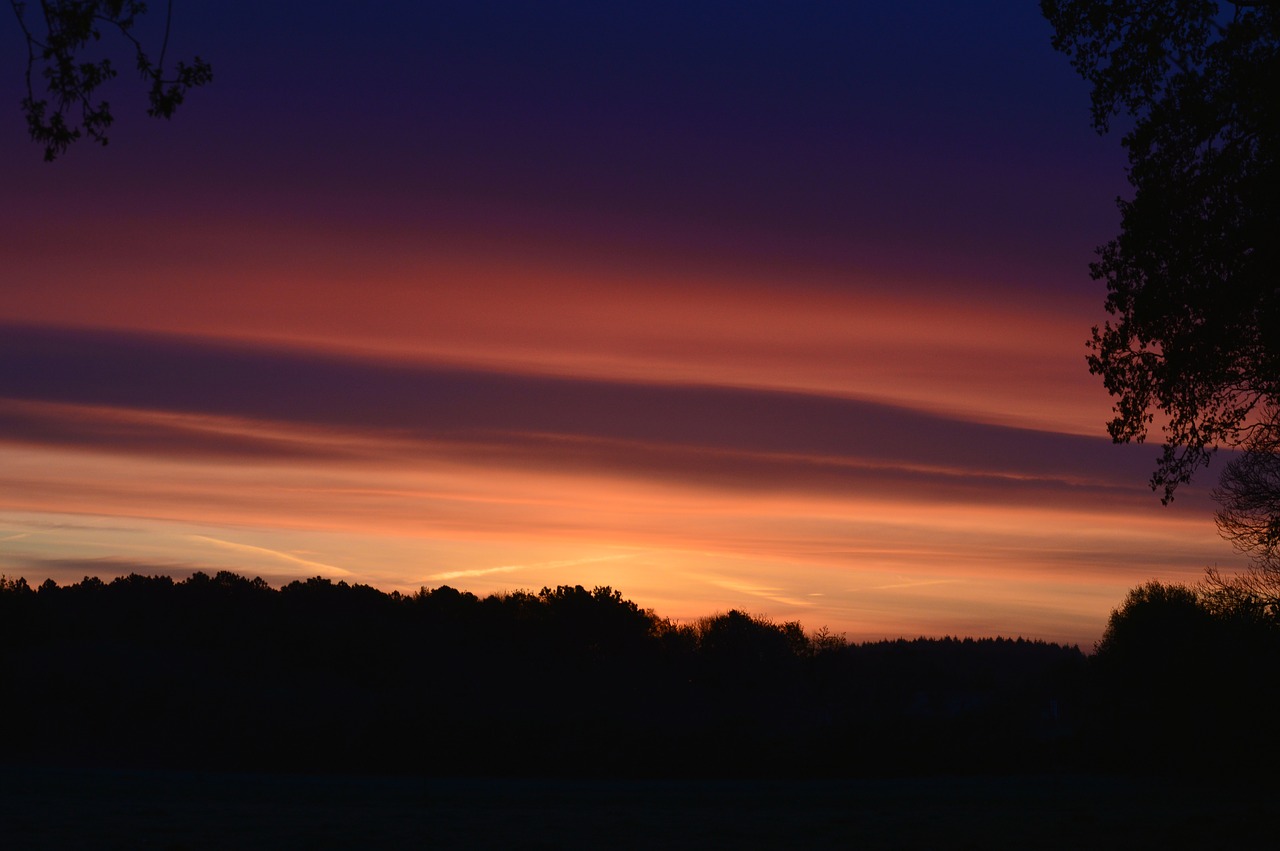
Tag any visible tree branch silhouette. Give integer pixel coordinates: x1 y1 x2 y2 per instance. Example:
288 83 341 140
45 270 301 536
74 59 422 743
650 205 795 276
1043 0 1279 503
9 0 212 160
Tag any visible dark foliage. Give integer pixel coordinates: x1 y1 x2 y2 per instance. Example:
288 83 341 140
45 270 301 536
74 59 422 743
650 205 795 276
1043 1 1280 503
0 572 1088 777
1089 579 1280 773
1045 1 1280 661
10 571 1277 778
9 0 213 160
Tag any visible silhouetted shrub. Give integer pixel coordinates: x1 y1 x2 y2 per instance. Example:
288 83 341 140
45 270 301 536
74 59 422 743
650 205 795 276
1090 580 1280 773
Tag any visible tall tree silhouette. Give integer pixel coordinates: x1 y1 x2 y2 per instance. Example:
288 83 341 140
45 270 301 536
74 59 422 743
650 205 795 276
1042 1 1279 503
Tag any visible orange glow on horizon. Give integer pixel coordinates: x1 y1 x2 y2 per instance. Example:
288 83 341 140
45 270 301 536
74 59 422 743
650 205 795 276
0 410 1241 650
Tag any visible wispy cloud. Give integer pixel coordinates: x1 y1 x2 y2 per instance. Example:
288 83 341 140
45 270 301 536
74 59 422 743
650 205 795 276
425 552 632 582
869 578 965 591
0 323 1188 514
702 577 817 609
188 535 351 576
1 555 206 579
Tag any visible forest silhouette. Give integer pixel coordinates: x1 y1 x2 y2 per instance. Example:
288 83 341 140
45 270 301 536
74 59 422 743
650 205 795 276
3 570 1273 778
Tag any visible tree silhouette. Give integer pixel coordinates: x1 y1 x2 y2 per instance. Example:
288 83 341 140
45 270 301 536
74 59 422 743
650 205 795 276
1092 578 1280 771
1091 582 1218 768
1207 408 1280 609
1042 1 1279 503
9 0 212 160
0 571 1096 776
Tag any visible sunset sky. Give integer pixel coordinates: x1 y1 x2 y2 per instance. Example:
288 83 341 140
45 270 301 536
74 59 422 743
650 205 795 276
0 1 1245 647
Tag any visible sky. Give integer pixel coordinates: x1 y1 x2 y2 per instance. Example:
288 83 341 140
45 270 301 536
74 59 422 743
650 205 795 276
0 1 1246 647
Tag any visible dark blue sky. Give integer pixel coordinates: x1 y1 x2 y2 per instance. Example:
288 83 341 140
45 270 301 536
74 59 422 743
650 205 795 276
4 1 1125 288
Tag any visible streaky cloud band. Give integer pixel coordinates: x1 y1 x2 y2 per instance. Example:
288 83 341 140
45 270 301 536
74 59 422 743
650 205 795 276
0 321 1173 507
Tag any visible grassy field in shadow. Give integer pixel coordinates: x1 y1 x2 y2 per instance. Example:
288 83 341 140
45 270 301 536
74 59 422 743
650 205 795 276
3 765 1276 850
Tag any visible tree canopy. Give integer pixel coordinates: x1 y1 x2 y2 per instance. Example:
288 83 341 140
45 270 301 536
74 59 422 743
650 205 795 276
0 571 1087 776
9 0 212 160
1042 0 1279 504
1091 578 1280 769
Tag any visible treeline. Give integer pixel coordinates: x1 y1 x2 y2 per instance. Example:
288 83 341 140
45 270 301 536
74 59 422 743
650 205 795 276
0 571 1267 777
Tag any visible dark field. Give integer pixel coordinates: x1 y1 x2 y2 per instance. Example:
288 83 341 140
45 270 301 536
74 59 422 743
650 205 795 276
5 577 1279 847
2 766 1276 850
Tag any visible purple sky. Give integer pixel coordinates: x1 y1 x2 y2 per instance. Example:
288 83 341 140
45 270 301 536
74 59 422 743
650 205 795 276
0 2 1238 647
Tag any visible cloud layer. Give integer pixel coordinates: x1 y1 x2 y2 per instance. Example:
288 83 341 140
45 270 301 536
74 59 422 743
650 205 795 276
1 322 1168 511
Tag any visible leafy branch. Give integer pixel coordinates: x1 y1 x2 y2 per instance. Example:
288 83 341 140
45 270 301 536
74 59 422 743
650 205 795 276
8 0 212 160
